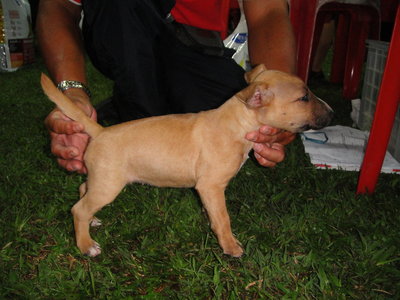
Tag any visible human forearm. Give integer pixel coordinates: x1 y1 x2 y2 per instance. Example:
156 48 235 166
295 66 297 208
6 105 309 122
38 0 94 174
244 0 296 74
36 0 88 89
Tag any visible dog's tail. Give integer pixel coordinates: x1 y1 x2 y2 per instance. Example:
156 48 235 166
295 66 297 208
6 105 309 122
41 73 103 138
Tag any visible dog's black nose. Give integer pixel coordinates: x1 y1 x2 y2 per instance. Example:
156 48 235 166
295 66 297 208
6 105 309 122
302 110 334 131
315 109 334 129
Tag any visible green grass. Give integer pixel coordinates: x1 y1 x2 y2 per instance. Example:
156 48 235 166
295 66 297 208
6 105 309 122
1 58 399 299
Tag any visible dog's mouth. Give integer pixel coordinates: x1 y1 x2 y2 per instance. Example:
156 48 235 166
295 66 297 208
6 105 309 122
298 109 334 132
299 124 313 131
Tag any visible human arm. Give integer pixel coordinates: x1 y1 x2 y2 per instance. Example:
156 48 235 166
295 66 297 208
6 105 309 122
37 0 96 173
243 0 297 167
243 0 296 73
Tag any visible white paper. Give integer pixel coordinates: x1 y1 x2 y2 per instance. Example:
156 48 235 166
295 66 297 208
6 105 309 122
301 125 400 173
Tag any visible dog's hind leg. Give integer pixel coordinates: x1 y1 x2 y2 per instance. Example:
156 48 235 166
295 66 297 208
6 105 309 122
71 175 126 257
79 182 87 198
79 182 102 227
196 181 243 257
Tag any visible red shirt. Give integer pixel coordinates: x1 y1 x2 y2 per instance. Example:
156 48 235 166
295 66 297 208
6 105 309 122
69 0 231 35
171 0 230 33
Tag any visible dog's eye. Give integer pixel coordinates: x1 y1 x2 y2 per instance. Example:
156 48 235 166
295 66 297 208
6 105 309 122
298 93 309 102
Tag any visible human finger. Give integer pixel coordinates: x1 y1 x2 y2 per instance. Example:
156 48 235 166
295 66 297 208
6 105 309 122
253 142 285 167
246 127 295 145
45 109 84 135
57 157 86 173
50 134 80 160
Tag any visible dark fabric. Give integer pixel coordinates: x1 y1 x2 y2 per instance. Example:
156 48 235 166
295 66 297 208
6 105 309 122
82 0 246 121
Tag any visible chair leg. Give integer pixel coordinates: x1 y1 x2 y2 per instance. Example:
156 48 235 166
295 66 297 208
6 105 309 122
330 13 350 84
290 0 318 82
343 11 373 100
310 11 330 68
357 5 400 194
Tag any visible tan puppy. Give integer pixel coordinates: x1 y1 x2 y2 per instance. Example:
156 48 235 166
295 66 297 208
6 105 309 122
41 64 333 257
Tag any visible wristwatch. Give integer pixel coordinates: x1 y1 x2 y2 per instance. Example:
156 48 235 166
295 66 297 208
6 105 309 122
57 80 92 98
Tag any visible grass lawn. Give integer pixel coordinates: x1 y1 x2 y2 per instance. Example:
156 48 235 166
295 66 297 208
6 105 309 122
0 58 399 299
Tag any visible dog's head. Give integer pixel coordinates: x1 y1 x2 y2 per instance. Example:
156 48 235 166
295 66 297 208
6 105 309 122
237 64 333 133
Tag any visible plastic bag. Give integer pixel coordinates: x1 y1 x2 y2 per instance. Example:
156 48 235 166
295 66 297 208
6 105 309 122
0 0 35 72
223 0 250 70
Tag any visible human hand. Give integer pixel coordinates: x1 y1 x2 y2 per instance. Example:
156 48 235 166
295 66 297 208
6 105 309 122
245 125 296 167
45 92 96 174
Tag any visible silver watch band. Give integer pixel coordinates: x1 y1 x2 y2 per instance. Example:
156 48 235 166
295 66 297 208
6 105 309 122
57 80 92 98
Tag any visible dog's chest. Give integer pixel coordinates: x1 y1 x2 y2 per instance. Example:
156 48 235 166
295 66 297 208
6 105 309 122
239 143 253 169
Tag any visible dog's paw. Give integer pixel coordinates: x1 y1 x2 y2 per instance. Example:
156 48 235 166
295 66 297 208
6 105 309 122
84 242 102 257
224 245 244 258
90 217 102 227
222 239 244 258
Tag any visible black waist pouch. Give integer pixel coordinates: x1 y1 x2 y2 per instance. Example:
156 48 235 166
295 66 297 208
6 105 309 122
169 22 232 57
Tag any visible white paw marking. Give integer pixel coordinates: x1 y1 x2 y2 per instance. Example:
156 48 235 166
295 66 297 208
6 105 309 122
86 242 101 257
90 217 102 227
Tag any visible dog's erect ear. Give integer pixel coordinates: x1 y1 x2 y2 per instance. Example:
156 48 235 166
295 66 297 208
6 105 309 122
244 64 267 83
237 83 274 108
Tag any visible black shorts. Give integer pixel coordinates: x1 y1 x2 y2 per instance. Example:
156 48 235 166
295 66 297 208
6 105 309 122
82 0 247 121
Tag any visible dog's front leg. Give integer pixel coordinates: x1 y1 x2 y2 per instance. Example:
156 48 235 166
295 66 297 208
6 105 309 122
196 181 243 257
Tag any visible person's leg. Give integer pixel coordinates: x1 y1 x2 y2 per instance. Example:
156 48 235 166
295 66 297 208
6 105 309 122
82 0 247 120
82 0 175 121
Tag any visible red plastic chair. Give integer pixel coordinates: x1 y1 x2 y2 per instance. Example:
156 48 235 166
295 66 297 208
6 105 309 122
357 4 400 194
290 0 379 100
289 0 319 81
